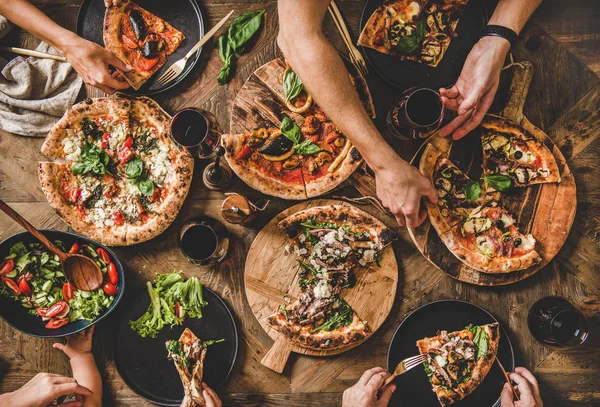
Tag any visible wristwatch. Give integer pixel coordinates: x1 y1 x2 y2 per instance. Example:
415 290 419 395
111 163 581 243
481 25 518 47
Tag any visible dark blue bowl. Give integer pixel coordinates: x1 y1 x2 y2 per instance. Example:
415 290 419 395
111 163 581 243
0 230 125 338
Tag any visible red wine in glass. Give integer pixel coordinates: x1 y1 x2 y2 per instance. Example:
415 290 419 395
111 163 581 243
179 217 229 266
528 296 589 348
171 108 221 159
387 88 444 140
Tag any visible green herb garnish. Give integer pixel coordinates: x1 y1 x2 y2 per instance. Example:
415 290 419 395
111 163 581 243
283 68 303 101
72 142 109 176
312 300 353 332
464 181 482 201
484 174 514 192
465 324 489 361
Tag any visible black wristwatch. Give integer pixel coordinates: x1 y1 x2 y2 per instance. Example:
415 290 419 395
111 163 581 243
481 25 518 47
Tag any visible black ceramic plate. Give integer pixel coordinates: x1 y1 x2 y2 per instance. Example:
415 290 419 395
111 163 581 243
387 300 515 407
76 0 204 96
359 0 488 89
0 230 125 338
114 286 238 406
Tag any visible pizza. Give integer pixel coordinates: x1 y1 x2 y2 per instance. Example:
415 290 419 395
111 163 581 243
479 115 561 187
39 95 194 246
104 0 185 90
266 204 396 350
357 0 469 67
417 323 500 406
166 328 207 407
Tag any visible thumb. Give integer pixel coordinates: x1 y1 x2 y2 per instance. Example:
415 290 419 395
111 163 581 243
53 342 65 352
500 383 516 407
107 53 131 72
378 384 396 405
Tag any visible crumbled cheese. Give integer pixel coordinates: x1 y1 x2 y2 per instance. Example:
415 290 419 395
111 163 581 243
298 234 306 243
313 280 332 299
434 355 447 368
359 249 376 266
322 231 338 245
294 247 308 256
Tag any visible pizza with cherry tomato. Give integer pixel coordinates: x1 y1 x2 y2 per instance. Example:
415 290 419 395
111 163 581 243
104 0 185 90
39 95 194 246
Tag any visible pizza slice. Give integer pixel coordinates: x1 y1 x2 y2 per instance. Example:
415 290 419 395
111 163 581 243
166 328 207 407
443 201 541 273
479 115 561 187
104 0 185 90
267 294 369 350
417 323 500 406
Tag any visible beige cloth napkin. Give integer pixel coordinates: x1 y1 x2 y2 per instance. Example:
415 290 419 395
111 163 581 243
0 21 83 137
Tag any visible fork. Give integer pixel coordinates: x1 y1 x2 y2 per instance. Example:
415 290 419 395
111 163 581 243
157 10 235 85
327 0 369 77
383 354 427 386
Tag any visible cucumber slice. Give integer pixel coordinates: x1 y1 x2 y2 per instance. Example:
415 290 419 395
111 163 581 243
42 280 53 293
55 271 64 278
43 272 55 280
80 291 92 299
5 270 17 278
47 295 55 304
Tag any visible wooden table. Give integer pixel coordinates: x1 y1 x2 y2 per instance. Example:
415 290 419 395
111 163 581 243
1 1 599 406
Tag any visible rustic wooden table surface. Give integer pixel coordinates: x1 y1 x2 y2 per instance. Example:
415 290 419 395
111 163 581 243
0 1 599 406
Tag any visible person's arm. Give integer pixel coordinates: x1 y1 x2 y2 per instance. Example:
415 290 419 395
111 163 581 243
0 0 130 94
277 0 437 227
53 327 102 407
439 0 542 139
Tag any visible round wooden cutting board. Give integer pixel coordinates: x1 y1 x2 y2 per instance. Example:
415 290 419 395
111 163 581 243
245 199 398 372
408 62 577 286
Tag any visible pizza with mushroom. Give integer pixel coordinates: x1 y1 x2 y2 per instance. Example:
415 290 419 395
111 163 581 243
104 0 185 90
417 323 500 406
358 0 469 67
39 95 194 246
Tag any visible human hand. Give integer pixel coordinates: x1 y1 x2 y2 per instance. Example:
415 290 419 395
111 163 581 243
438 36 511 140
103 0 123 7
374 153 437 227
53 326 94 360
63 37 131 94
342 367 396 407
2 372 92 407
203 383 222 407
501 367 543 407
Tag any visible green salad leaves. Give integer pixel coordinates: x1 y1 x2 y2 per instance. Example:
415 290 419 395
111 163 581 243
466 324 489 361
312 300 353 332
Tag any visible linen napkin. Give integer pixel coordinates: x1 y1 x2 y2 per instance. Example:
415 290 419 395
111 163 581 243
0 25 83 137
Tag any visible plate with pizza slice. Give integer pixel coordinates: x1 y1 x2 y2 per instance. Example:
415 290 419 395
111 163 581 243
77 0 204 95
387 299 515 407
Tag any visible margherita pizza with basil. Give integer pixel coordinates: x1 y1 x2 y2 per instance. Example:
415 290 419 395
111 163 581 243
104 0 185 90
39 95 194 246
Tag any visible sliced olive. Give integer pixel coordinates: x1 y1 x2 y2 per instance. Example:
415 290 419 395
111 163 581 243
495 219 504 228
129 10 146 41
141 40 159 58
514 238 522 247
514 150 523 159
258 134 294 156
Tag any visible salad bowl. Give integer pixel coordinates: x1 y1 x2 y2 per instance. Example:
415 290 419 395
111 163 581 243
0 230 125 338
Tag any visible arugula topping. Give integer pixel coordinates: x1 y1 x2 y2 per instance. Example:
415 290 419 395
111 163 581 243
280 303 288 320
280 117 322 156
203 338 225 347
125 156 155 197
72 142 110 176
396 19 427 54
218 10 266 85
312 300 353 332
283 69 304 101
465 324 489 361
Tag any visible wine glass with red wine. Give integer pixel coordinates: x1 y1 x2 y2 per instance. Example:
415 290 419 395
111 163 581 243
171 108 221 159
386 88 444 140
528 296 589 348
179 217 229 266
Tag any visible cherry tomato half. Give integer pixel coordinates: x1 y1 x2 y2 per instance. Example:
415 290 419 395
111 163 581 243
2 277 20 296
174 301 181 318
112 210 125 226
39 301 68 318
68 243 79 254
0 258 15 276
45 318 69 329
108 262 119 285
101 132 110 149
96 247 111 263
103 282 118 296
62 283 76 302
123 136 134 149
118 147 135 164
18 278 31 296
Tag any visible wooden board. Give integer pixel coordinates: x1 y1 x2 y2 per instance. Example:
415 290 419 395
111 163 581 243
408 61 577 286
244 199 398 370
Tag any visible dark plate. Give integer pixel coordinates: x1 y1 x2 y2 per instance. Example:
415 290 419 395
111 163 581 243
0 230 125 338
359 0 489 89
387 300 515 407
114 285 238 406
76 0 204 96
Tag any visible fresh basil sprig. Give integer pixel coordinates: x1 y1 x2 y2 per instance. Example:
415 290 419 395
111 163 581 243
396 18 427 54
72 142 110 175
283 69 303 101
464 181 482 201
218 10 266 85
279 117 322 156
295 140 322 155
125 156 155 196
484 174 513 192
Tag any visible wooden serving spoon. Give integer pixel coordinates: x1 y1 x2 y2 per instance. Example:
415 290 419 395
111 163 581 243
0 200 103 291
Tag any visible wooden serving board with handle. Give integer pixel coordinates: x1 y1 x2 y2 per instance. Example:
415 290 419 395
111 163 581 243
245 199 398 373
406 61 577 285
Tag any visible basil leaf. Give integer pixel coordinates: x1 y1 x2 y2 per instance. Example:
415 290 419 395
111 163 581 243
218 54 233 85
72 162 89 175
218 34 232 63
294 140 322 156
227 10 266 55
397 35 420 53
73 141 109 175
465 324 489 361
464 181 481 201
126 156 144 179
415 19 427 41
283 69 303 101
137 178 155 196
280 117 301 144
484 174 513 192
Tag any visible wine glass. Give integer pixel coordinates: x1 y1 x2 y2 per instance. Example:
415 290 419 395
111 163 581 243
179 217 229 266
386 87 444 140
527 296 589 348
171 108 222 159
